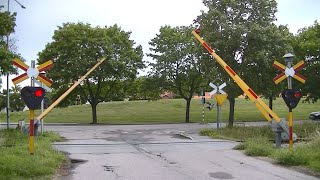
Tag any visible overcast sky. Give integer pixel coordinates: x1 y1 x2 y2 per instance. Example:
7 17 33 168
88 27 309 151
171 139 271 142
1 0 320 89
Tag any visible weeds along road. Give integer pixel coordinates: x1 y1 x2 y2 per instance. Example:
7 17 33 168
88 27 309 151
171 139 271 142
46 123 318 180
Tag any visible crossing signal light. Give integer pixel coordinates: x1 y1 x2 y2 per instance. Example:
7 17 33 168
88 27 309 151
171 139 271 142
281 89 302 109
206 102 213 110
21 86 46 110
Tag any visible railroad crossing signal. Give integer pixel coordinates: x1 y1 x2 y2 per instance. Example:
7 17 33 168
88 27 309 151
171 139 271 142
21 86 46 110
209 82 227 106
215 94 228 106
209 82 226 95
206 102 213 110
281 89 302 109
273 60 306 84
12 58 53 87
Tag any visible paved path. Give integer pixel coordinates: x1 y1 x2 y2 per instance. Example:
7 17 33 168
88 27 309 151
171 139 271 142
45 123 319 180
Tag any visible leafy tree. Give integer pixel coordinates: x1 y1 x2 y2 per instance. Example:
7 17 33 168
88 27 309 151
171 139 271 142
148 25 209 122
293 21 320 102
0 7 17 75
10 85 24 111
0 85 24 111
49 83 79 107
196 0 290 126
38 23 144 124
241 24 294 110
0 89 6 111
125 76 162 101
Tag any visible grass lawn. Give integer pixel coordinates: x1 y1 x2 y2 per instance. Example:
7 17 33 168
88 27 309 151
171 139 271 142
1 98 319 124
200 122 320 174
0 129 67 180
0 98 319 178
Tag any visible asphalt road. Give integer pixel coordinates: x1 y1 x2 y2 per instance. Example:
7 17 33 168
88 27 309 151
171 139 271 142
43 123 319 180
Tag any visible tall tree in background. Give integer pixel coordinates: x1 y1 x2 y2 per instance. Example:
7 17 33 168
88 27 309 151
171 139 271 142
196 0 290 126
293 21 320 102
125 76 163 101
148 26 210 122
241 24 294 112
0 85 24 111
38 23 144 124
0 7 17 75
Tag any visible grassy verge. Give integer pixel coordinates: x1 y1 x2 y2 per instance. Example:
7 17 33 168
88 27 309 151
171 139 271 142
0 129 67 180
1 98 319 124
200 122 320 172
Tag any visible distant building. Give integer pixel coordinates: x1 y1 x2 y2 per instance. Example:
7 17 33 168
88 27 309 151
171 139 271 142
192 92 212 99
160 91 176 99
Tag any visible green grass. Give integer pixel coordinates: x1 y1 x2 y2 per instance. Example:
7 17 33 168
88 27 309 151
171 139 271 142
201 126 275 141
1 98 319 124
241 137 276 156
0 98 318 177
200 122 320 172
0 129 67 180
271 130 320 171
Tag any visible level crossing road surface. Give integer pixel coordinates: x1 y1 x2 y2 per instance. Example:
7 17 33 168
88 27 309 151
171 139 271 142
42 123 320 180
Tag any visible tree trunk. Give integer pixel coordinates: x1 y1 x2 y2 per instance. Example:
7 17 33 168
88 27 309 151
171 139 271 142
185 99 191 123
91 103 98 124
228 96 235 128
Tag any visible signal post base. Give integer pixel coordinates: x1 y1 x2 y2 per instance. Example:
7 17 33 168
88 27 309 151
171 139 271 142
271 118 298 148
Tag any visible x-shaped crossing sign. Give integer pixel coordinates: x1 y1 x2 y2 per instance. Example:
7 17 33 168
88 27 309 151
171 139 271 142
12 58 54 87
273 60 306 84
209 82 226 95
209 82 228 106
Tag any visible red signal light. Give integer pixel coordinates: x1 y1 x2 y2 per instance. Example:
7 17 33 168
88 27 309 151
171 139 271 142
195 28 200 34
294 91 302 98
35 89 44 97
281 89 302 109
21 86 46 109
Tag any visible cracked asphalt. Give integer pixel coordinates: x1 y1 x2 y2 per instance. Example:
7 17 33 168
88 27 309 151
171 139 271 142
46 123 319 180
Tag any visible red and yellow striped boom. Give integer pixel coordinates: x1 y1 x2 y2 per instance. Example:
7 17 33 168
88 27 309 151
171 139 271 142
192 30 282 124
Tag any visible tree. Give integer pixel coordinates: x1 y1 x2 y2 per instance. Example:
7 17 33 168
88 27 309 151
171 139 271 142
0 85 24 111
38 23 144 124
293 21 320 102
196 0 290 126
241 24 294 111
0 7 17 75
148 25 209 122
125 76 163 101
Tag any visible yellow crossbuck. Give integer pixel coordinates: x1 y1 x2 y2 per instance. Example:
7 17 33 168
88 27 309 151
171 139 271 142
12 58 53 87
273 60 306 84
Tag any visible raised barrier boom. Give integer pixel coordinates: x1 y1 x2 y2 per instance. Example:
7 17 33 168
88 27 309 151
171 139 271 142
192 30 289 135
37 57 106 120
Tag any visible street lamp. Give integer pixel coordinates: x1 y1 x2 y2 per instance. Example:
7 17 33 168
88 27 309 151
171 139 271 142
283 53 294 90
12 0 26 9
5 0 26 129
